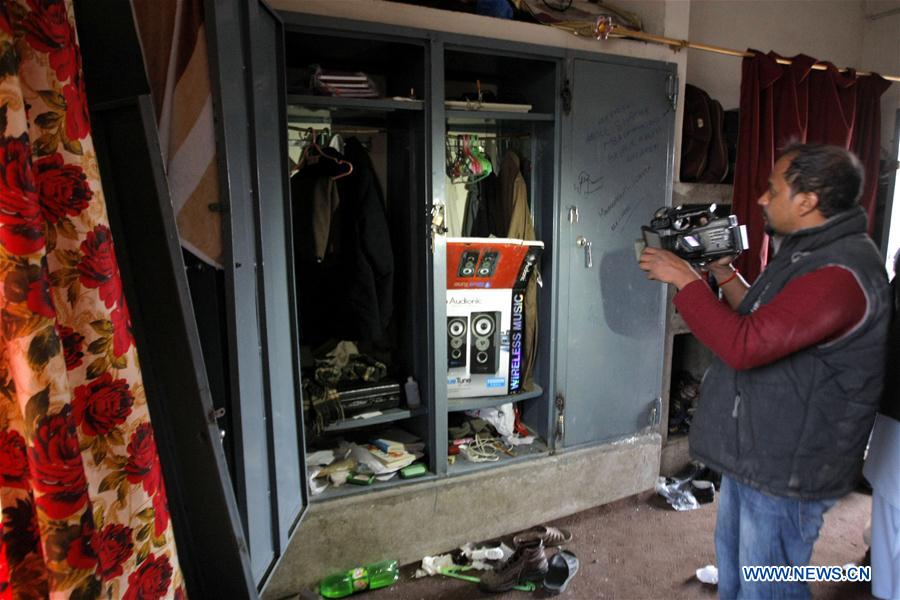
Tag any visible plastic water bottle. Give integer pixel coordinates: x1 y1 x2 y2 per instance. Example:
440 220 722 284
318 560 399 598
404 376 420 408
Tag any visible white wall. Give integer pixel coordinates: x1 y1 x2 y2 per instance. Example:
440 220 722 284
687 0 864 109
861 0 900 154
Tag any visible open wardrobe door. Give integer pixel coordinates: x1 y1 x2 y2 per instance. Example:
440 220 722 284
73 0 256 597
206 0 309 588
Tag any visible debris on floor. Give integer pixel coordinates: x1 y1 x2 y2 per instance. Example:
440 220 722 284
696 564 719 585
318 559 399 598
656 461 719 511
412 524 581 594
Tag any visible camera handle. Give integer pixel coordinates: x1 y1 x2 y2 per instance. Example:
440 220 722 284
576 236 593 268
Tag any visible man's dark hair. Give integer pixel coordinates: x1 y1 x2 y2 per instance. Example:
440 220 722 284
780 143 864 218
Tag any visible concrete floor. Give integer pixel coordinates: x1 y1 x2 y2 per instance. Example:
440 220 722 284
268 430 874 599
346 489 873 599
263 434 662 599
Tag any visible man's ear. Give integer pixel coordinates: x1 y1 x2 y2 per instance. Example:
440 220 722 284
795 191 820 216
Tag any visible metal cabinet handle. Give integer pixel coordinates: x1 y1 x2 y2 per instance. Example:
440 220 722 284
576 236 593 268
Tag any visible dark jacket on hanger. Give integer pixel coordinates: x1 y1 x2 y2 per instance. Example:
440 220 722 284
291 139 394 344
290 158 341 262
462 173 495 237
336 137 394 341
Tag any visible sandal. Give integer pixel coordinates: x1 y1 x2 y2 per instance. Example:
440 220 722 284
513 525 573 548
544 550 579 595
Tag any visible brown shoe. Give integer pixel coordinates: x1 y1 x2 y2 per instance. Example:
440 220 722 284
513 525 573 548
478 539 548 593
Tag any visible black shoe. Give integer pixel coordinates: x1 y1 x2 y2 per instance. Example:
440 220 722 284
478 539 548 593
544 550 579 595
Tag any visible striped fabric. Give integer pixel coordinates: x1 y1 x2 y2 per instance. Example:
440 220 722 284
133 0 222 268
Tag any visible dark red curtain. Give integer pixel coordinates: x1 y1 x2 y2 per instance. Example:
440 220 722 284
732 50 891 282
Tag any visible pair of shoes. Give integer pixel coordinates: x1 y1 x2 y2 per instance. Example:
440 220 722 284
544 550 579 595
512 525 573 548
691 479 715 504
478 539 548 593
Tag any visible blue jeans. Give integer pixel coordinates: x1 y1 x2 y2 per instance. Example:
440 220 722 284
715 475 836 599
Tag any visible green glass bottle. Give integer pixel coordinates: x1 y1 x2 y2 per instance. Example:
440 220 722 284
318 560 399 598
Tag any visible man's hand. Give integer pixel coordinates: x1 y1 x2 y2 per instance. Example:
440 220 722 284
705 255 736 282
638 248 702 290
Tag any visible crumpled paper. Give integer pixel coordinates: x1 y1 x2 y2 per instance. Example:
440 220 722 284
414 554 457 578
696 564 718 585
655 476 700 511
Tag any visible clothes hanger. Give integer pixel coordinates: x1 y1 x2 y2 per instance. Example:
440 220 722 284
446 134 493 184
301 127 354 180
464 135 492 183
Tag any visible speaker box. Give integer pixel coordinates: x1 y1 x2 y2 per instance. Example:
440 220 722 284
457 250 480 277
447 316 468 368
469 311 500 374
476 250 499 277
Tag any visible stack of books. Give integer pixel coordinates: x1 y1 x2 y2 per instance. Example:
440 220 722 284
365 439 414 470
312 65 379 98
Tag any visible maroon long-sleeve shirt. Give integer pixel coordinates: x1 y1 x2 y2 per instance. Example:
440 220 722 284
673 266 867 371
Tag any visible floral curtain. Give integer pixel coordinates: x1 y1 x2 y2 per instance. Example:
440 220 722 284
0 1 184 598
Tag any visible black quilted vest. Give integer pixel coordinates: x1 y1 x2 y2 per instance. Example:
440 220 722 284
689 207 890 499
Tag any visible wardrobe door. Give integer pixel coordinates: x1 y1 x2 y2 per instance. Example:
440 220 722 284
557 55 675 448
249 0 306 558
207 0 306 586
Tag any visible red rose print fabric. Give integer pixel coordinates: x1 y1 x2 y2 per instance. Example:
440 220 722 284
0 0 185 598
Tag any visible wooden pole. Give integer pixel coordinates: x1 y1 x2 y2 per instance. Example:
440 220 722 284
555 19 900 83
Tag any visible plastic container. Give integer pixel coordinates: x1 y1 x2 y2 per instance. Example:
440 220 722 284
404 377 420 408
319 560 399 598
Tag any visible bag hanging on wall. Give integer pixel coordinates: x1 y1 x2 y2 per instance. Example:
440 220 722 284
680 84 728 183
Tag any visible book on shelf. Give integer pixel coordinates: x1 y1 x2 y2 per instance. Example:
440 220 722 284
365 444 413 467
370 438 405 453
316 71 369 83
312 64 380 98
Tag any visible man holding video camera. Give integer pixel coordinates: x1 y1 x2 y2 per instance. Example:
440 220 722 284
639 143 890 598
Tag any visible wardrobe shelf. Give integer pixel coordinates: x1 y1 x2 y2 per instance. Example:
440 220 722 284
447 437 550 476
447 384 543 413
286 94 424 112
310 471 437 502
322 407 427 433
446 110 554 123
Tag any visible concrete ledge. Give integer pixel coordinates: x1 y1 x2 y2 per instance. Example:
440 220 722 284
262 432 661 598
660 433 692 477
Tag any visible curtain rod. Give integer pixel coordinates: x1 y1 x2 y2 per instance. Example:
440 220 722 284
554 19 900 83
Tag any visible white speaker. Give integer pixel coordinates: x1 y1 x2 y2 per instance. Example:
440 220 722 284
469 311 500 374
447 316 468 368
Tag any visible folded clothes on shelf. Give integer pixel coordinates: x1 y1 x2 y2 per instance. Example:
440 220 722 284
312 64 380 98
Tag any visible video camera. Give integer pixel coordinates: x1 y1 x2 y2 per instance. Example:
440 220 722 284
641 204 749 266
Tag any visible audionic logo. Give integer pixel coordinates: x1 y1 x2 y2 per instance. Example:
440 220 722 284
448 297 482 305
